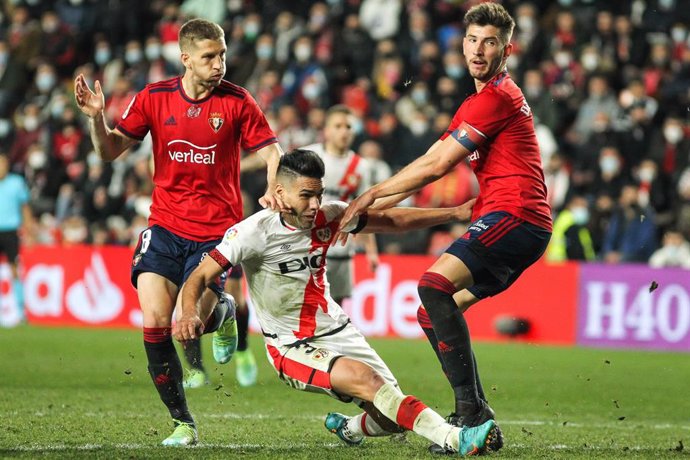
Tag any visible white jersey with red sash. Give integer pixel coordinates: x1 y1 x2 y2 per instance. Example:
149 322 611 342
303 143 374 258
209 202 363 346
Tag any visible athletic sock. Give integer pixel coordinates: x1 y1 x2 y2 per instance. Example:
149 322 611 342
203 296 231 335
143 327 194 425
346 412 393 437
416 305 447 375
418 272 480 417
236 302 249 351
372 383 460 452
182 338 204 372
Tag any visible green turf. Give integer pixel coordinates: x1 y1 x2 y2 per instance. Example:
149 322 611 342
1 325 688 459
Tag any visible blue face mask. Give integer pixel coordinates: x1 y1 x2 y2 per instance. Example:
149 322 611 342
571 207 589 225
95 48 111 66
445 65 464 79
36 73 56 92
256 44 273 60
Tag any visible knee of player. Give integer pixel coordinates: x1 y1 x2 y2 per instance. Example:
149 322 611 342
349 364 386 400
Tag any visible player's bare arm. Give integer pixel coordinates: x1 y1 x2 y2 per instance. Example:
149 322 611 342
339 137 470 231
369 140 444 211
174 256 225 342
74 74 137 162
352 198 476 234
255 142 286 211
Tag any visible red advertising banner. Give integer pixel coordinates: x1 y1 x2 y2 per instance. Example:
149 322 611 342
19 245 141 328
344 255 578 344
4 246 578 346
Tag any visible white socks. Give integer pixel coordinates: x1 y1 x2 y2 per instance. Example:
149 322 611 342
372 383 459 452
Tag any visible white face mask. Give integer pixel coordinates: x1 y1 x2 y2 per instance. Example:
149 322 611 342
671 27 687 43
600 156 620 174
664 125 683 144
581 53 599 71
295 45 312 62
410 120 429 136
554 52 571 68
24 116 39 131
145 44 161 61
638 167 656 182
302 82 320 100
517 16 535 33
571 206 589 225
28 150 47 169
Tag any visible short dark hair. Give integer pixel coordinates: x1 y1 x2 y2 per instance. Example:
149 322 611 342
326 104 352 120
179 19 225 52
277 149 325 181
464 2 515 46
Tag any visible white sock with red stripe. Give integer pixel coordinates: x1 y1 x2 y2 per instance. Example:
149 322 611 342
346 412 392 437
373 383 460 452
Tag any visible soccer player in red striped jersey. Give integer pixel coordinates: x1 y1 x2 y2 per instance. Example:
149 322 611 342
74 18 284 446
175 149 496 456
340 3 552 454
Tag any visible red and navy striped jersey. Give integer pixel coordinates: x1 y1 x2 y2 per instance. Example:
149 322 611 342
441 71 552 231
115 77 278 241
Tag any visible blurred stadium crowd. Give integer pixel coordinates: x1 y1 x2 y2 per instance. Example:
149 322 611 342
2 0 690 267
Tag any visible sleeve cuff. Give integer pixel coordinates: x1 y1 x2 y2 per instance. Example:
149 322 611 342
350 212 369 234
209 248 233 271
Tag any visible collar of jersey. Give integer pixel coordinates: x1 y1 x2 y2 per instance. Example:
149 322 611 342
279 213 303 231
178 76 214 104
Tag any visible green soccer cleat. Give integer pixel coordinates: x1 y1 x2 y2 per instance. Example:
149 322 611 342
235 349 258 387
325 412 364 446
213 294 238 364
457 419 495 456
161 420 198 446
182 368 209 389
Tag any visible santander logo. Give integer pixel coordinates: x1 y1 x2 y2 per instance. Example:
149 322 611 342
167 139 217 164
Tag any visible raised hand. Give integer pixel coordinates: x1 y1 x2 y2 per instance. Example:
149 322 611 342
74 74 105 118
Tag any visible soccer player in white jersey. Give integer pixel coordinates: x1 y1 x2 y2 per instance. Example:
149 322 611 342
303 105 379 305
174 149 496 456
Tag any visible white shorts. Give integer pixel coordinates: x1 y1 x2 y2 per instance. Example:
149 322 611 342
264 322 397 402
326 257 353 300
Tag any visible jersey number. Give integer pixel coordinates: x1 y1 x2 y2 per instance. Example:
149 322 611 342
140 229 152 253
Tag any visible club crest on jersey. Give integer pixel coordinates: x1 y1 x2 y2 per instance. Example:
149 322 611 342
209 112 224 133
187 105 201 118
312 349 330 361
315 227 332 243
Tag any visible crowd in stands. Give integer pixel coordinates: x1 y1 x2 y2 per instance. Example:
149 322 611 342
2 0 690 268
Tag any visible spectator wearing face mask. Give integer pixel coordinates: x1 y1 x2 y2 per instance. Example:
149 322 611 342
648 115 690 180
546 195 596 262
281 35 328 113
591 146 629 200
602 183 658 263
649 228 690 269
39 11 76 77
634 158 675 229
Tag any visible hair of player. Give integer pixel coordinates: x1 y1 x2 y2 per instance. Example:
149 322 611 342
464 2 516 46
179 19 225 52
325 104 352 121
277 149 325 182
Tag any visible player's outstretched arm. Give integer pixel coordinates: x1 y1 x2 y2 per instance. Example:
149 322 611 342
255 142 286 211
74 74 137 162
339 137 470 231
175 256 226 342
356 198 476 234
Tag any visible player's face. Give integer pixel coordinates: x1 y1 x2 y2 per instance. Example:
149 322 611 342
324 113 354 152
279 176 324 228
183 39 227 87
463 24 512 83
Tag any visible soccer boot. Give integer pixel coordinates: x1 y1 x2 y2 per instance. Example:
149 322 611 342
235 349 258 387
429 400 503 455
457 419 496 456
182 368 209 389
161 419 198 446
324 412 364 446
213 293 238 364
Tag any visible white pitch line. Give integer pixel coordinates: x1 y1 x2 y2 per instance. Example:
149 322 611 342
5 442 667 452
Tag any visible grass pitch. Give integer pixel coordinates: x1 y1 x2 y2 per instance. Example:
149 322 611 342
1 325 688 459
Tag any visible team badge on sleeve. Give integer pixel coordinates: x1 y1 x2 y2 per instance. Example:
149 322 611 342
209 112 224 133
224 227 239 241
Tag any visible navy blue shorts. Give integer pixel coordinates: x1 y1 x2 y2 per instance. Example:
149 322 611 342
445 211 551 299
131 225 226 293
